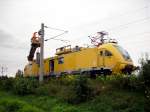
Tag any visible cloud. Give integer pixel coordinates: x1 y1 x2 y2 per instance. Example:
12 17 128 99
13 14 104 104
0 29 28 49
0 29 29 76
0 29 14 47
0 29 17 48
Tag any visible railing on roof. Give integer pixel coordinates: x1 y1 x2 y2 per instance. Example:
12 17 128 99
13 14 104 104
56 45 72 55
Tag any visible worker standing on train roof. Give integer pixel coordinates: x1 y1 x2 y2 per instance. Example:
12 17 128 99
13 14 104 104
27 32 40 62
31 32 40 45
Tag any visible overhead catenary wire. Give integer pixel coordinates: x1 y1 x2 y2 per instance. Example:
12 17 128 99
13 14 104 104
44 26 68 32
45 5 150 45
44 31 68 41
82 5 150 31
107 17 150 31
105 6 150 22
45 38 70 43
44 25 69 42
74 21 150 45
45 5 150 42
120 31 150 38
73 5 150 43
103 5 150 31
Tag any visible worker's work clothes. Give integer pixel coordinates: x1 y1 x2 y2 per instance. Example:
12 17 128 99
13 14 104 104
27 43 40 61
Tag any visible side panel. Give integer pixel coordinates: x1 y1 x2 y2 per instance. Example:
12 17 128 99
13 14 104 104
24 65 32 77
32 63 39 76
103 50 116 69
44 59 50 75
54 48 98 73
75 48 98 70
24 62 39 77
54 53 76 73
24 58 50 77
63 53 76 71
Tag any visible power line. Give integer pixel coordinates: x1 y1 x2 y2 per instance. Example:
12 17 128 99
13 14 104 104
45 26 68 32
108 17 150 31
74 12 150 42
44 31 68 41
44 26 68 41
121 31 150 38
45 6 150 45
84 5 150 29
106 6 150 21
113 31 150 44
45 38 70 43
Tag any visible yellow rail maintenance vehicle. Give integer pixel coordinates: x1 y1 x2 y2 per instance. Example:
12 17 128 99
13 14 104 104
24 31 134 77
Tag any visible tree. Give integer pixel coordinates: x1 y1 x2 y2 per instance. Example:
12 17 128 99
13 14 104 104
16 69 23 78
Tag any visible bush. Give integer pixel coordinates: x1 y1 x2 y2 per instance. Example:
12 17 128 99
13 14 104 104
52 105 80 112
0 76 15 91
106 74 144 92
34 84 50 96
13 78 39 95
140 60 150 112
141 60 150 86
145 87 150 112
0 99 44 112
66 76 93 104
0 99 22 112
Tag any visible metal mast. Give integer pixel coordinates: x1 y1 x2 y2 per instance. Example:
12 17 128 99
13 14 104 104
39 23 44 82
38 23 68 82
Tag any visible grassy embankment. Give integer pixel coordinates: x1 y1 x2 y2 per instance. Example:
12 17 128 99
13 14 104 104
0 74 145 112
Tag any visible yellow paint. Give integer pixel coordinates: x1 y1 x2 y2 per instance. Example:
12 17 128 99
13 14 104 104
44 58 50 75
24 43 134 77
24 61 39 77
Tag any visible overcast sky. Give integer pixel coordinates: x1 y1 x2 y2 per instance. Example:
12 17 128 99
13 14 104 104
0 0 150 76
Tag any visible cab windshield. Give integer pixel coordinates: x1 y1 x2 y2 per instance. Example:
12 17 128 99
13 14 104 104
113 45 131 60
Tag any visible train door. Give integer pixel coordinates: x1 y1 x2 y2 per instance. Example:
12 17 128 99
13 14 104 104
98 49 105 67
103 50 114 69
49 60 54 72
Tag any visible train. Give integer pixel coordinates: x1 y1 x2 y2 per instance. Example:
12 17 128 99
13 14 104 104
24 32 134 77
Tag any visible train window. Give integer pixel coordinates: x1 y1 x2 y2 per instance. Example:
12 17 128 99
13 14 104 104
113 45 131 60
100 51 103 56
58 57 64 64
105 50 112 56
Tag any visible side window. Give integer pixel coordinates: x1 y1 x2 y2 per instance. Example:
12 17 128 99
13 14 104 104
100 51 103 56
105 50 112 56
58 57 64 64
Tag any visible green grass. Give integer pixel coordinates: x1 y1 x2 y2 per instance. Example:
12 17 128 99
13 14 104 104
0 74 145 112
80 90 144 112
0 89 144 112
